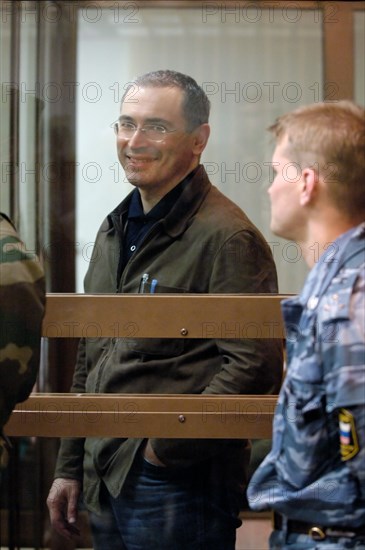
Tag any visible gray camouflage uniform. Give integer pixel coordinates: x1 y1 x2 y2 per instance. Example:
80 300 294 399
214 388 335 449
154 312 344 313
0 213 45 467
247 223 365 548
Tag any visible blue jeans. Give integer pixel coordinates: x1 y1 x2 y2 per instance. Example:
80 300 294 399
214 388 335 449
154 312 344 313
89 502 125 550
270 529 365 549
90 452 241 550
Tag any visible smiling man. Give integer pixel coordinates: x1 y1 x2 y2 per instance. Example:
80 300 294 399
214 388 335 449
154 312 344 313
47 70 282 550
117 85 209 210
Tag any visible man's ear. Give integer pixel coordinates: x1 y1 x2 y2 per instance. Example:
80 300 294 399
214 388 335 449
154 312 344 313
192 123 210 155
300 167 319 206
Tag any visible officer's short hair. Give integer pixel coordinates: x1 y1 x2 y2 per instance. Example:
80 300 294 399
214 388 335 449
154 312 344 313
269 101 365 220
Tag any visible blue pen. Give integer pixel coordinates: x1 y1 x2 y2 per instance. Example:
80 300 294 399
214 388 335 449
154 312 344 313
150 279 158 293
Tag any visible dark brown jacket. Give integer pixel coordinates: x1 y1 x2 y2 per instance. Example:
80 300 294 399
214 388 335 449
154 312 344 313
55 166 282 513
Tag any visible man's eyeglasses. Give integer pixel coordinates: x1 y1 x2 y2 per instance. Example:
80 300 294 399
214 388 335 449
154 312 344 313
112 121 179 142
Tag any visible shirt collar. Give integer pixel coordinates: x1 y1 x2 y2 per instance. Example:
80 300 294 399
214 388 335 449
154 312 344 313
127 168 199 222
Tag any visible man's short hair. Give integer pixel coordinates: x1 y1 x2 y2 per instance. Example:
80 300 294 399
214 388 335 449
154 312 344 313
121 69 210 132
269 101 365 220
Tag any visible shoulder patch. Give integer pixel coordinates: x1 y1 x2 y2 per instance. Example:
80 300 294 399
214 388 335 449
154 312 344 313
339 408 360 461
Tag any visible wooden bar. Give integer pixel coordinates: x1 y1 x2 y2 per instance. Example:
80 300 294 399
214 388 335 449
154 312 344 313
5 394 277 438
6 294 283 439
323 2 355 100
42 293 288 339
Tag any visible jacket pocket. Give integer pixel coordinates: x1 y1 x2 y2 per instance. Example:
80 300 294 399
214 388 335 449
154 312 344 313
128 284 187 356
126 337 185 356
276 377 334 489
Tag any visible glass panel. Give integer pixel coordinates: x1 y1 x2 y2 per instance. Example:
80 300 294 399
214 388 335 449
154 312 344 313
0 6 12 214
354 10 365 106
18 9 38 250
76 6 323 293
0 4 38 248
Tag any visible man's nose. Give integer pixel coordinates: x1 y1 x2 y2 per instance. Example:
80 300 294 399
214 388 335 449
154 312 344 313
127 127 150 148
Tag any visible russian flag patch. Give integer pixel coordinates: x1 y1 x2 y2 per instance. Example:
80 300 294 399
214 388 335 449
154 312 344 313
339 408 359 461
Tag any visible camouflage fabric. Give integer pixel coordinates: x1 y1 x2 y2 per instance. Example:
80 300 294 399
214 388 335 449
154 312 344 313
247 223 365 529
0 213 45 467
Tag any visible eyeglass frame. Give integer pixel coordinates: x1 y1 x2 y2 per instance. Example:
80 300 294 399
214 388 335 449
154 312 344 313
111 119 182 142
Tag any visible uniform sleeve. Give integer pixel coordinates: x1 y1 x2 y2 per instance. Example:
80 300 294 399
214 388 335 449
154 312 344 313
324 265 365 409
0 215 45 430
325 265 365 500
151 231 283 467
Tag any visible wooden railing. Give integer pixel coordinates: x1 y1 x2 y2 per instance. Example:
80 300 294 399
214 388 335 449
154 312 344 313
5 293 286 439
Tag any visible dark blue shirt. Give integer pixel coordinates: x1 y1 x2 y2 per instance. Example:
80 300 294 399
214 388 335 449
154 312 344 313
121 172 195 271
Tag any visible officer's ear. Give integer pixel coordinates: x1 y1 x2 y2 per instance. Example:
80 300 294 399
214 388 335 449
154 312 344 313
191 123 210 155
300 167 319 206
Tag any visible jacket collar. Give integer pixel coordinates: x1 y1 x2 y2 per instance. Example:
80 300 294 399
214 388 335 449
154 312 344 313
162 164 211 237
105 164 211 238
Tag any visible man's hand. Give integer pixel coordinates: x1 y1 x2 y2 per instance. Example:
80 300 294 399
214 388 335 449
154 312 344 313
142 439 166 467
47 478 81 540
